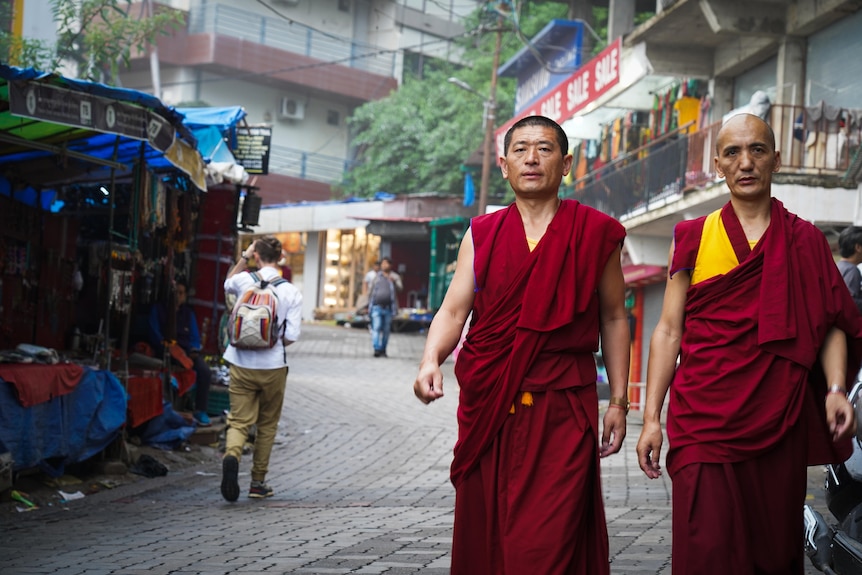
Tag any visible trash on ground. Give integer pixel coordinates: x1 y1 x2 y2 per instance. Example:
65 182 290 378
58 490 85 502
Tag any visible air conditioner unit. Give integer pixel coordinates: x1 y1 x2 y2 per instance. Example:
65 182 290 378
279 97 305 120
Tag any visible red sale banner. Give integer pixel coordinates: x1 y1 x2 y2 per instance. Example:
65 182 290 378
494 37 622 158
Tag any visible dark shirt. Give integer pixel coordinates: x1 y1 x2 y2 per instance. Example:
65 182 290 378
149 303 201 353
838 259 862 314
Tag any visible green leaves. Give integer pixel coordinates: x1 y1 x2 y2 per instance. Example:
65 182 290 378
11 0 183 83
339 1 573 203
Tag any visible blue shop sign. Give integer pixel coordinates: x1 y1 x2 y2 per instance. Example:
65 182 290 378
498 19 585 114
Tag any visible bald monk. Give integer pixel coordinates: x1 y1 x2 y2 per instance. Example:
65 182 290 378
413 115 631 574
636 113 861 574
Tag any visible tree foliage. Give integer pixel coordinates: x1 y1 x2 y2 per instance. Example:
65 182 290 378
340 1 572 202
0 0 182 83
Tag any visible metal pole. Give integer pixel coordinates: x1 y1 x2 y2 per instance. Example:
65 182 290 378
478 21 503 217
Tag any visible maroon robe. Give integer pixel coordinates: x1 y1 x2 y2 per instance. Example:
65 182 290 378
450 199 625 575
667 199 861 574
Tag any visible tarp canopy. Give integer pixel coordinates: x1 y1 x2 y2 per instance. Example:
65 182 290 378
177 106 250 184
0 64 208 200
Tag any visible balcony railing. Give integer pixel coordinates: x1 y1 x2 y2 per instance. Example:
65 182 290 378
567 103 859 220
268 144 353 185
187 2 396 77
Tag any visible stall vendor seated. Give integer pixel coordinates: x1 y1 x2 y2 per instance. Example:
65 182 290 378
149 279 212 426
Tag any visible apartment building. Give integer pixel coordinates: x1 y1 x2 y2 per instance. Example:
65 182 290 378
518 0 862 393
116 0 481 318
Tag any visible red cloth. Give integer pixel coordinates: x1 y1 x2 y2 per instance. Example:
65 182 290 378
452 387 603 575
127 375 164 428
173 369 196 396
671 419 808 574
667 198 861 476
0 363 84 407
450 199 625 574
452 200 625 486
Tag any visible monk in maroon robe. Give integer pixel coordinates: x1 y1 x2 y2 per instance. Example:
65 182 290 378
637 113 860 575
414 116 631 574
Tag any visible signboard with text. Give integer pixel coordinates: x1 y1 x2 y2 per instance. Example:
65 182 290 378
8 80 176 152
494 38 622 157
234 125 272 175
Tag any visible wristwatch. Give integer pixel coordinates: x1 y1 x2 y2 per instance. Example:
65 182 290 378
609 396 630 415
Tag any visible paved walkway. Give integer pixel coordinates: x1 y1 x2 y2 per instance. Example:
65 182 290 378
0 323 829 574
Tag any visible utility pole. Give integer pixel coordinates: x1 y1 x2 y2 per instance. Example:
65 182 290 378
477 18 503 217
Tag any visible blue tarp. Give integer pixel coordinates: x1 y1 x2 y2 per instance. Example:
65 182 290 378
0 367 127 475
177 106 247 164
177 106 246 135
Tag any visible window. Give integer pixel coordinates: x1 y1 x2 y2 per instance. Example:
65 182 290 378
327 110 340 126
338 0 350 12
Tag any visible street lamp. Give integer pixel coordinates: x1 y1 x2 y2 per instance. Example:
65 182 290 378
447 22 502 216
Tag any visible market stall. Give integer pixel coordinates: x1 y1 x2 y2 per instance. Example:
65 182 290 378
0 65 212 473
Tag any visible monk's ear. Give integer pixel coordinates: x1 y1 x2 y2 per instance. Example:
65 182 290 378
773 150 781 173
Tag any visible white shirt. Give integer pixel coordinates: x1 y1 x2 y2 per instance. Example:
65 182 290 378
223 266 302 369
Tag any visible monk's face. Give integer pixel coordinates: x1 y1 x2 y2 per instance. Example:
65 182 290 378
500 125 573 199
714 114 781 201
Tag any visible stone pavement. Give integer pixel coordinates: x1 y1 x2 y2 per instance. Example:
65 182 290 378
0 322 831 574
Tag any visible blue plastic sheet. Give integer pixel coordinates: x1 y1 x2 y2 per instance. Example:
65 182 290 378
0 367 127 475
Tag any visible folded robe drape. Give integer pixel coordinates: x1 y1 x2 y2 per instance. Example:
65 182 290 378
668 198 861 475
666 198 862 573
450 199 625 574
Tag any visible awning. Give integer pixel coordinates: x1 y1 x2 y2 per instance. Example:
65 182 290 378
0 64 208 195
493 39 671 151
177 106 250 184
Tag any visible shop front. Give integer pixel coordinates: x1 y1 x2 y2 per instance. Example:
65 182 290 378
0 65 221 477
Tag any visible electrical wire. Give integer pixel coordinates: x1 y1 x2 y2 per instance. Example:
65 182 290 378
505 0 604 75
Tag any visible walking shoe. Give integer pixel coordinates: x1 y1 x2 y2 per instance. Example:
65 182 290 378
194 411 211 426
248 480 274 498
221 455 239 502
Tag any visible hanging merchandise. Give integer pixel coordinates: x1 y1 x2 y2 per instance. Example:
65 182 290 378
612 117 623 160
674 96 701 134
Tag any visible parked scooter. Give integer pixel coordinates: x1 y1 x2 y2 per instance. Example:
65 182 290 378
804 380 862 574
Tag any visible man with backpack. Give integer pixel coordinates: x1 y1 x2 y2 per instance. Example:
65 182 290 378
220 236 302 502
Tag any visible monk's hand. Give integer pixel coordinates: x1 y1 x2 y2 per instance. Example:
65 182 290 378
599 408 626 458
636 421 664 479
826 392 857 442
413 361 444 404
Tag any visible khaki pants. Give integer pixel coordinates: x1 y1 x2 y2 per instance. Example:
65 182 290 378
225 364 288 482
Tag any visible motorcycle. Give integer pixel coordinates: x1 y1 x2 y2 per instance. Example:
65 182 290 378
804 380 862 574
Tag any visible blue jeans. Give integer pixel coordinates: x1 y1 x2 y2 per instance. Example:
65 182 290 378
370 304 393 353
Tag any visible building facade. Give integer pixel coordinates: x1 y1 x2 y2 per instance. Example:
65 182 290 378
537 0 862 400
115 0 481 318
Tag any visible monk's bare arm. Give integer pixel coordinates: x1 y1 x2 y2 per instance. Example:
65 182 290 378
636 242 687 478
820 326 857 441
598 245 630 458
413 230 476 404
